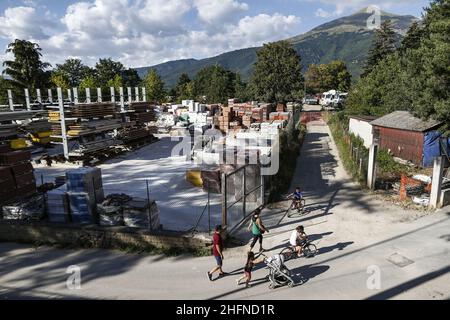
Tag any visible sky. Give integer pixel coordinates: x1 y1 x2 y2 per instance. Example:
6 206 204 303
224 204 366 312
0 0 431 69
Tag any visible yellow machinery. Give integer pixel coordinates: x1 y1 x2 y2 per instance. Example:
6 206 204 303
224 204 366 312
10 138 28 149
30 131 52 145
186 169 203 187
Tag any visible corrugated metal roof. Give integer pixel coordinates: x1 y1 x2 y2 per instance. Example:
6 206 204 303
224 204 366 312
349 115 379 122
370 111 442 132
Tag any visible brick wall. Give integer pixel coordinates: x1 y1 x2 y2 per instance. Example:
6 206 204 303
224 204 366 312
0 220 212 251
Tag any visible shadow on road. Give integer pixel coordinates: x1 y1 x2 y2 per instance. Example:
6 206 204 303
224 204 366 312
317 241 354 256
366 265 450 300
290 264 330 285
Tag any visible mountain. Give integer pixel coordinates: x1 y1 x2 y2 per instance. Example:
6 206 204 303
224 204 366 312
136 8 418 88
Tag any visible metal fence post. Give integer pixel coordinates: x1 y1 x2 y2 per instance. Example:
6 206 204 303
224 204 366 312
146 180 153 231
97 88 102 103
73 87 79 104
142 87 146 102
119 87 125 113
221 173 227 229
36 89 42 104
86 88 91 103
48 89 53 104
7 90 14 111
67 88 72 103
208 180 211 235
135 87 140 102
110 87 115 103
57 87 69 160
24 88 31 110
243 166 247 219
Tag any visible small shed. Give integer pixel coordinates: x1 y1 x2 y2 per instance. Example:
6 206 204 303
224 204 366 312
371 111 444 167
348 115 379 149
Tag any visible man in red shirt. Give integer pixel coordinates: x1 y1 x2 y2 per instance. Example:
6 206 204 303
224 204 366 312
207 225 226 281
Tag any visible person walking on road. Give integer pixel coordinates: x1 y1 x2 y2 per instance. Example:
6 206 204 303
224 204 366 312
207 225 226 281
248 209 269 252
236 251 264 288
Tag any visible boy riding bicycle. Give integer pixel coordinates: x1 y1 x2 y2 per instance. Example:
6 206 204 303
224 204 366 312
288 187 304 211
289 226 307 257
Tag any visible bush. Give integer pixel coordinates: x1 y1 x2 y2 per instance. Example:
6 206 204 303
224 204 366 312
376 150 409 177
267 122 307 202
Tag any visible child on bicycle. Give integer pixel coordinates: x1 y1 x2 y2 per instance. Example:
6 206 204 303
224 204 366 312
288 187 304 211
236 251 264 288
289 226 307 258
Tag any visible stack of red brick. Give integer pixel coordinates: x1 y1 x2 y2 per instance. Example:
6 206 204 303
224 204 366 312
0 145 36 205
217 106 234 133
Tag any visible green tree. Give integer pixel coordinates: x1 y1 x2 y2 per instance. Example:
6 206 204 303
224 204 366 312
233 73 252 102
107 74 123 92
2 39 51 90
362 20 397 77
305 60 351 93
142 69 166 103
346 0 450 134
79 75 99 91
50 72 70 90
174 73 194 102
53 58 92 87
193 65 236 103
95 58 125 86
250 41 304 103
122 68 141 88
400 21 425 52
408 0 450 130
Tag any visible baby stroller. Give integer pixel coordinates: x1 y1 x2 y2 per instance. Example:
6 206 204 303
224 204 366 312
264 254 296 289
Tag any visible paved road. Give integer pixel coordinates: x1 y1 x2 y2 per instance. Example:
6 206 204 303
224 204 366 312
2 120 449 300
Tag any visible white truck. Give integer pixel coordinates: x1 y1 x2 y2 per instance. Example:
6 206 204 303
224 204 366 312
320 90 347 108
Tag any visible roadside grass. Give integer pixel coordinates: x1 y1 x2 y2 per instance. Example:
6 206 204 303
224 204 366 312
327 112 369 186
267 121 307 203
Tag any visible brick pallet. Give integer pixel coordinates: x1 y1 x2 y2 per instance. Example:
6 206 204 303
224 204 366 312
0 147 36 205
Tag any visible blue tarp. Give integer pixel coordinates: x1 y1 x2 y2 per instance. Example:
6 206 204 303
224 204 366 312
423 131 450 167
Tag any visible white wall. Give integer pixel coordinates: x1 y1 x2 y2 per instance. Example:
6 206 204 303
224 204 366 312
349 118 374 149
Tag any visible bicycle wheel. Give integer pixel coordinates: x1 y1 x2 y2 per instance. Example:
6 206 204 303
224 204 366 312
280 247 295 261
298 199 306 214
303 243 317 258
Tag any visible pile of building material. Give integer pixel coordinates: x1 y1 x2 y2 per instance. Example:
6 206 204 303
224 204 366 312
47 186 70 223
118 126 153 143
66 167 104 224
2 194 45 221
269 112 291 121
129 102 157 122
97 193 160 229
123 198 160 230
0 124 18 139
71 103 117 118
0 146 37 206
69 135 118 157
118 102 157 143
201 168 221 193
218 106 234 133
67 119 123 137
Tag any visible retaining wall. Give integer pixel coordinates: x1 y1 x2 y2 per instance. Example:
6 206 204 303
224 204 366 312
0 220 212 251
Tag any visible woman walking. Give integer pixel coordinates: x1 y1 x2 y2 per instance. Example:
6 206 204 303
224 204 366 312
248 209 269 252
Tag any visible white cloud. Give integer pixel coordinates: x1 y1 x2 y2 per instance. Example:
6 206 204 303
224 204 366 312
0 6 51 40
194 0 249 24
0 1 301 69
315 8 332 18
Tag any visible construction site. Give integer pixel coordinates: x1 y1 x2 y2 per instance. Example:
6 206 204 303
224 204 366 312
0 87 301 249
